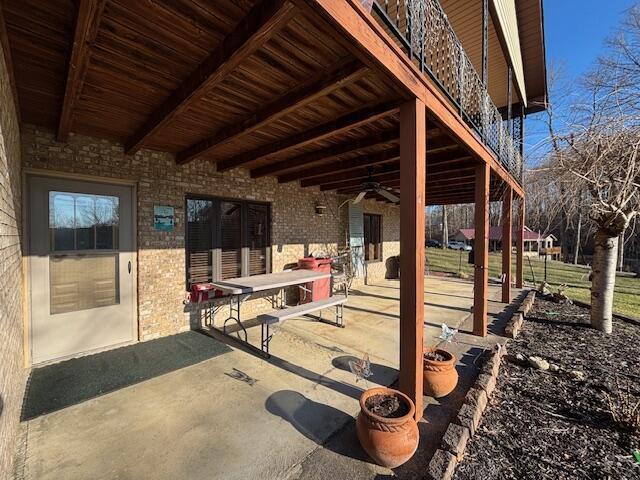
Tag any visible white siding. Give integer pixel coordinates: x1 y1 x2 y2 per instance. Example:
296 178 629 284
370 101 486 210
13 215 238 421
491 0 527 106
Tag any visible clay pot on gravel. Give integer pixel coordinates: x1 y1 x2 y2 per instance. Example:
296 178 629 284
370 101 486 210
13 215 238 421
423 348 458 398
356 387 419 468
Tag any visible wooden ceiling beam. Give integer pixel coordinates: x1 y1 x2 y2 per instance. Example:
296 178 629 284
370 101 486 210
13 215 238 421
302 161 399 187
427 176 476 190
217 101 399 171
426 151 474 168
177 58 368 165
427 191 475 199
337 175 476 195
337 182 399 194
330 165 476 193
425 167 476 180
57 0 107 142
278 146 399 183
427 183 503 200
250 128 398 177
427 197 475 206
319 170 400 191
272 147 472 182
427 186 475 197
125 0 295 154
427 136 461 155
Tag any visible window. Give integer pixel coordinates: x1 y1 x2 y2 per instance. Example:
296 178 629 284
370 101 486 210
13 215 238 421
49 191 119 251
48 191 120 313
185 196 271 289
363 213 382 262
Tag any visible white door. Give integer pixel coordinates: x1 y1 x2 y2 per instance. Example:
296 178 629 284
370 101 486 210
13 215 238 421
349 201 365 278
29 176 136 364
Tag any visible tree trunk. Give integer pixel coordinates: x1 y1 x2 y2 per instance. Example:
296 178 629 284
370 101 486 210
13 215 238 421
591 229 618 334
617 232 625 271
441 205 448 248
574 210 582 265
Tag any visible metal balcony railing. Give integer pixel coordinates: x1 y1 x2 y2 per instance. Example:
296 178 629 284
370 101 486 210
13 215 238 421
371 0 523 183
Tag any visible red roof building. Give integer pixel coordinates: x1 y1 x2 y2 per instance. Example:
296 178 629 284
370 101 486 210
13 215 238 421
453 226 556 253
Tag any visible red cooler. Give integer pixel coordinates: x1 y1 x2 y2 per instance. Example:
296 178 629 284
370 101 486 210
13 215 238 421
297 257 333 303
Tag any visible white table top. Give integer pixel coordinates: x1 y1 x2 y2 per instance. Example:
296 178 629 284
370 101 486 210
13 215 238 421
209 269 331 295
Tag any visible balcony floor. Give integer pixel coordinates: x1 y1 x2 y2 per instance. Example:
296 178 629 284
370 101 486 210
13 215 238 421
14 276 522 480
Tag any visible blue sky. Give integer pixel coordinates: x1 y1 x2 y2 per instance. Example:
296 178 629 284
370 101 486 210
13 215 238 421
525 0 637 162
544 0 636 79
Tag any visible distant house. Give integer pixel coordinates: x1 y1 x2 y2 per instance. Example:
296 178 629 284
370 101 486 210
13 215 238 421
453 226 556 254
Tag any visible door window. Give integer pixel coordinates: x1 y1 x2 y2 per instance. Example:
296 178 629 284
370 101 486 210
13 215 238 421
48 191 121 314
49 191 119 251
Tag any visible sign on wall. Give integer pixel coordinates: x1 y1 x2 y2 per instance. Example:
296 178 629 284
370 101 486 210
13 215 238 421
154 205 174 231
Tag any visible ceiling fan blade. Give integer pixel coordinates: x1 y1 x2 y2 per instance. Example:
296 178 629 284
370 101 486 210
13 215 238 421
353 191 367 204
377 188 400 203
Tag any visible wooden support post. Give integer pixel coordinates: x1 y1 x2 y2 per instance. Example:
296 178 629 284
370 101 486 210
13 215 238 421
501 188 513 303
518 106 525 157
506 67 512 134
473 163 490 336
516 196 525 288
399 98 426 421
481 0 489 86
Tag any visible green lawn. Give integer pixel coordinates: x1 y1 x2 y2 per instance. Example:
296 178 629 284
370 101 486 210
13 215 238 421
425 247 640 319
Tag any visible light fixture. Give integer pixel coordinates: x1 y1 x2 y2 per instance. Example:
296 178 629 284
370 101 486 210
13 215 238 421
315 203 327 216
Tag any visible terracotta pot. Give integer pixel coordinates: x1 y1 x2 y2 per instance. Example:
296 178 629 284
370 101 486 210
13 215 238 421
356 387 419 468
423 348 458 398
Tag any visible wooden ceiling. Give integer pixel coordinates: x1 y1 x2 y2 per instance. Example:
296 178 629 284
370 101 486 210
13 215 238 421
2 0 512 206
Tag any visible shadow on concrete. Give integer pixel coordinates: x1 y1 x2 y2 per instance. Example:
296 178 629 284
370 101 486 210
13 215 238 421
265 390 370 462
21 331 231 421
343 305 445 330
331 356 398 386
344 304 399 320
348 290 474 314
203 328 364 400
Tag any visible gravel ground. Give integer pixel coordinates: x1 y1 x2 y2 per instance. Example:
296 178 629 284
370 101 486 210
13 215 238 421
454 297 640 480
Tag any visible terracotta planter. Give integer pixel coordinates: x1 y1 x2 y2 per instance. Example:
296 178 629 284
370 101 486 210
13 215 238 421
423 348 458 398
356 387 419 468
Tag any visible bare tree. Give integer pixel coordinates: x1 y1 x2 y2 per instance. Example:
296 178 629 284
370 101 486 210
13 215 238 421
441 205 448 248
574 207 583 265
528 4 640 333
556 125 640 333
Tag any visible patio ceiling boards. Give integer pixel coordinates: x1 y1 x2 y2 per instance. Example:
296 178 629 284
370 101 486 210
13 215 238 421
3 0 517 204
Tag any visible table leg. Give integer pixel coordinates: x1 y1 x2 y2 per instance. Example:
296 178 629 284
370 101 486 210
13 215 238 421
223 295 248 343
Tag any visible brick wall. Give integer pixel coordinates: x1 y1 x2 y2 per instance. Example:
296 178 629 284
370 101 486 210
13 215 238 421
21 125 400 341
0 40 24 479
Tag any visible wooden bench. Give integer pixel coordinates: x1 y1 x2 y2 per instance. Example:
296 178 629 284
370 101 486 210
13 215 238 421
256 295 347 355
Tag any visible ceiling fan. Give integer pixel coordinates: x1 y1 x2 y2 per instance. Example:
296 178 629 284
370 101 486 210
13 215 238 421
352 167 400 204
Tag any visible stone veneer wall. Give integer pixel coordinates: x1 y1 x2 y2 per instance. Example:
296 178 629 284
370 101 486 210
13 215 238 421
0 40 24 479
21 125 400 342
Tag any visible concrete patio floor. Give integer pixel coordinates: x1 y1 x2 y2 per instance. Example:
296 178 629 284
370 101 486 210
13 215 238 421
13 276 523 480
